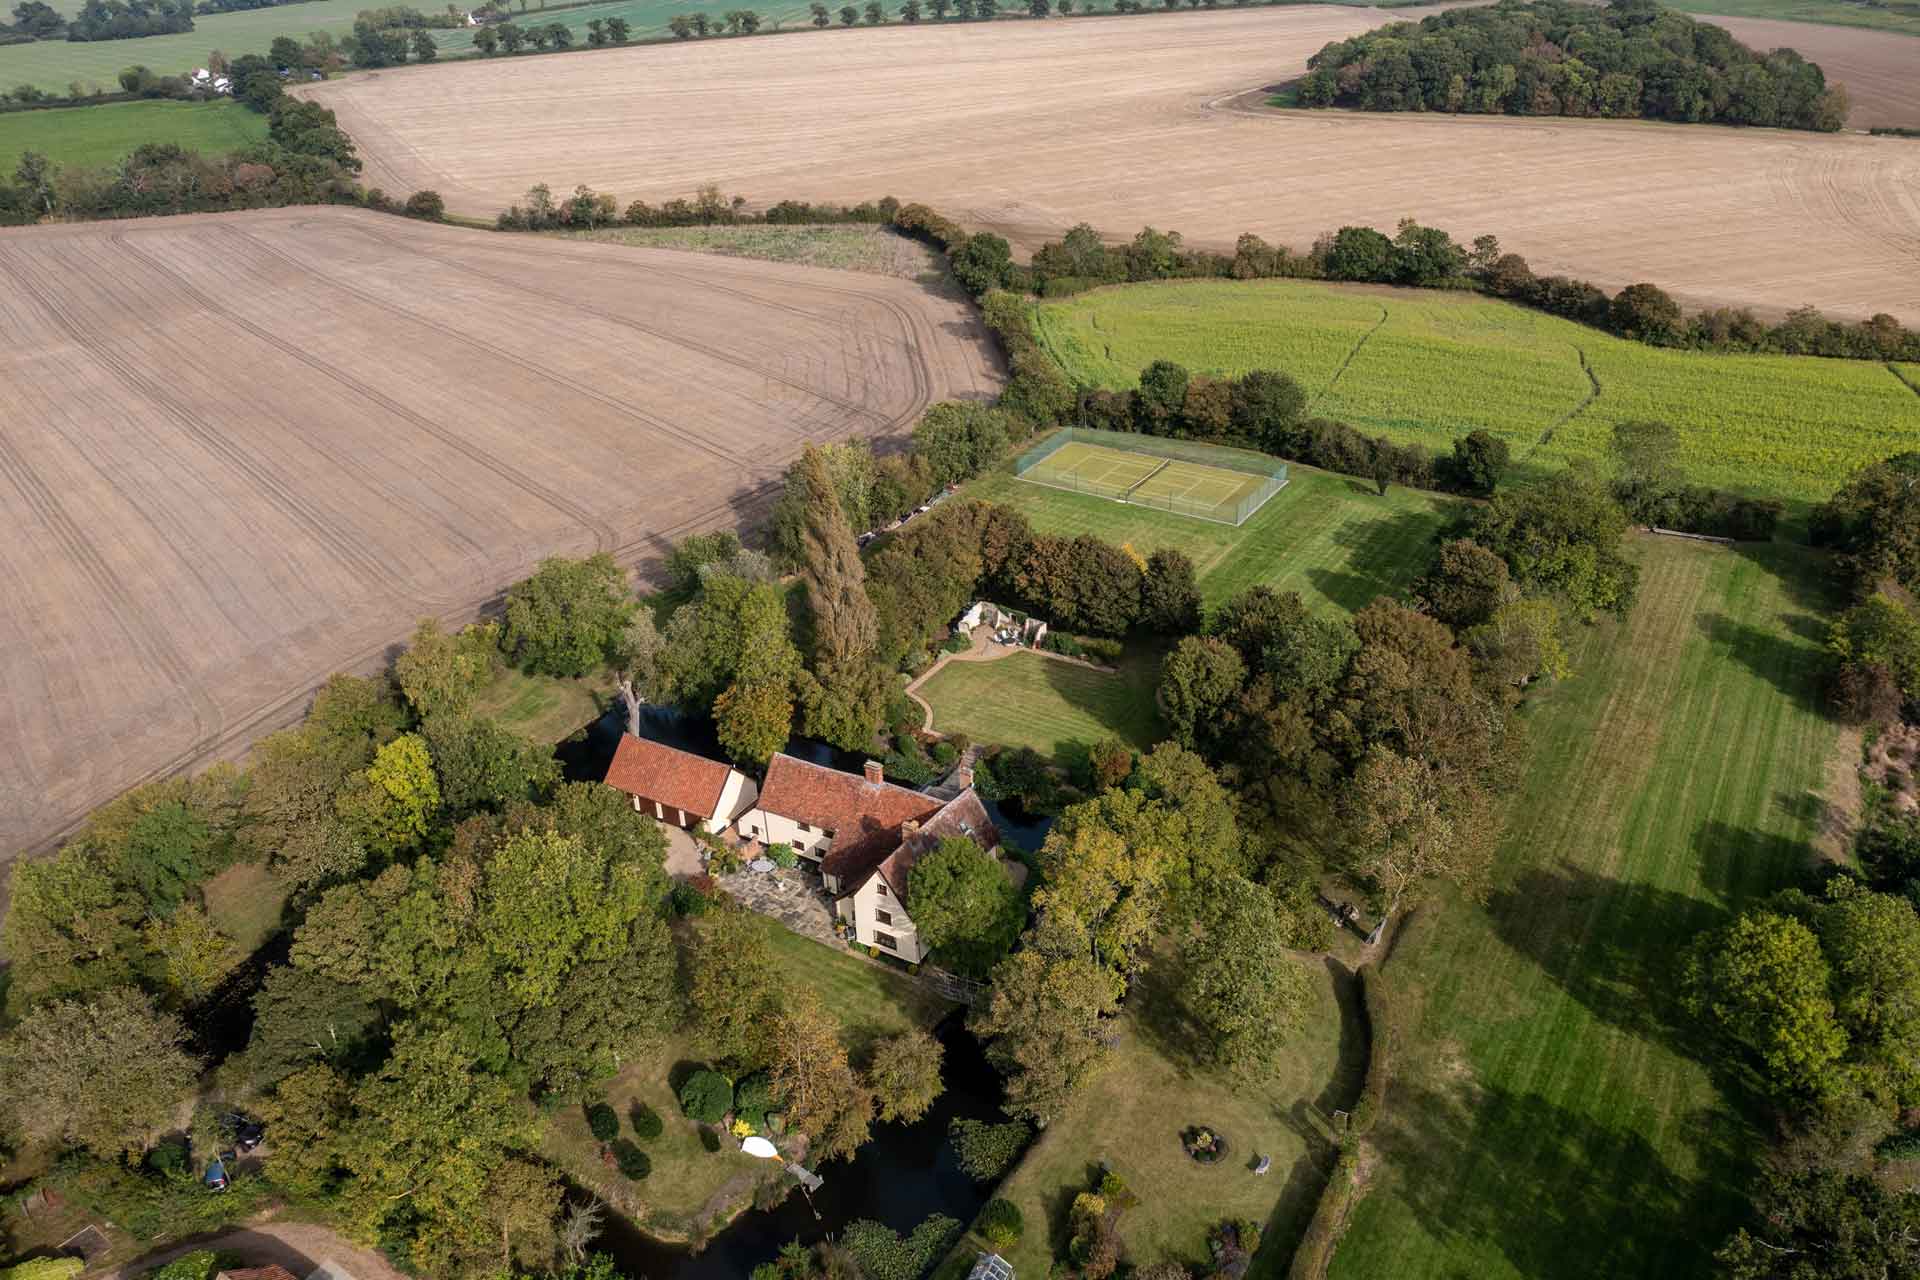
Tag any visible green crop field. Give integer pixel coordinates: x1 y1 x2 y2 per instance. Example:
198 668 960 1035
1329 535 1846 1278
431 0 814 52
0 99 266 166
1033 280 1920 510
966 460 1452 613
1674 0 1920 35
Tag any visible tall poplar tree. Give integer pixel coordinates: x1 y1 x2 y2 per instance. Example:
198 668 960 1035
794 446 893 751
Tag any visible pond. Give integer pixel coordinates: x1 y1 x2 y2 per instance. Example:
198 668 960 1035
588 1013 1013 1278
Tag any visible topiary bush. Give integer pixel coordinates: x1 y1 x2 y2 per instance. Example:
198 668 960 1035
629 1101 663 1141
679 1068 734 1124
612 1139 651 1180
978 1197 1023 1248
586 1101 619 1142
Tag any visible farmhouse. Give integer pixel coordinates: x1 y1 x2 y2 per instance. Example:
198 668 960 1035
737 755 1000 963
602 733 757 833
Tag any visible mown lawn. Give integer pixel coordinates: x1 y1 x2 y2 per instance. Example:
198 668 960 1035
966 462 1453 612
543 914 952 1238
474 666 608 744
1329 535 1847 1279
916 649 1163 761
974 955 1346 1277
1033 279 1920 508
0 100 267 168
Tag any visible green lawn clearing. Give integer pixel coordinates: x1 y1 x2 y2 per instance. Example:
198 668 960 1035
558 223 941 278
474 666 608 745
543 914 952 1239
916 649 1162 762
975 956 1345 1277
966 461 1453 613
1328 534 1847 1279
200 861 288 953
0 99 267 168
1033 279 1920 510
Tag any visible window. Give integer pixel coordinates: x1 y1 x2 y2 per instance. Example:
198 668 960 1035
875 909 893 926
797 821 813 834
875 882 888 898
873 931 899 952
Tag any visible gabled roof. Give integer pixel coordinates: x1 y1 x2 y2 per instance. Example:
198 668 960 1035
756 753 940 881
871 788 999 900
603 734 733 818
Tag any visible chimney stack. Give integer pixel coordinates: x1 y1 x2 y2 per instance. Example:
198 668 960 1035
956 765 974 790
863 759 885 784
901 819 921 838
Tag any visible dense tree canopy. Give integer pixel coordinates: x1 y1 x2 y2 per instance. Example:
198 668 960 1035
907 836 1024 978
1301 0 1847 131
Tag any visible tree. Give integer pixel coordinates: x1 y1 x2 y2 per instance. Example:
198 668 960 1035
1469 466 1638 619
1685 910 1848 1100
1829 591 1920 722
793 447 891 751
502 554 634 677
246 965 381 1085
410 27 436 60
143 905 240 1006
867 1028 945 1123
911 401 1013 488
1608 419 1681 516
606 15 629 39
1176 875 1311 1071
394 617 499 719
0 987 198 1157
838 4 856 21
1324 225 1395 281
1158 636 1245 750
970 918 1121 1122
715 678 793 766
1134 359 1190 434
689 907 780 1066
1413 539 1514 631
1717 1165 1920 1279
1227 369 1307 452
770 991 873 1161
1028 0 1048 14
422 714 559 818
1813 453 1920 598
811 1 829 21
404 189 445 219
951 234 1013 294
481 829 653 1010
2 846 142 1010
900 0 920 18
586 17 606 43
1609 282 1681 343
864 0 883 19
1141 549 1201 634
335 732 441 856
906 836 1022 978
1447 429 1509 496
1343 745 1492 919
473 23 499 52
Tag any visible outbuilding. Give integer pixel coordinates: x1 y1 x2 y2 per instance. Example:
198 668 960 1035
602 733 757 833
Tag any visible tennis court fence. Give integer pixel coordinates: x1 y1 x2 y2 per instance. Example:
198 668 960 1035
1013 427 1290 526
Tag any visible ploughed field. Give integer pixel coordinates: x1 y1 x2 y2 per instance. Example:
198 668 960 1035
302 6 1920 322
0 207 999 860
1034 279 1920 507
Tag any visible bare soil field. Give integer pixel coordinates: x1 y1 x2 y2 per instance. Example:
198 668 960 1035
303 7 1920 322
0 207 998 860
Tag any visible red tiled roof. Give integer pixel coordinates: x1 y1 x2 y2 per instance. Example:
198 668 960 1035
757 754 941 881
603 734 732 818
873 789 1000 899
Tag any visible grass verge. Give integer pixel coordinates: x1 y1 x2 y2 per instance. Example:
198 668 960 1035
1327 534 1846 1278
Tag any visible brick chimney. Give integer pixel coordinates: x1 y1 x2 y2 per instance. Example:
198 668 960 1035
863 759 885 784
901 819 921 839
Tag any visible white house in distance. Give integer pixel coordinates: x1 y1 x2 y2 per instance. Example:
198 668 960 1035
736 755 999 964
601 733 757 833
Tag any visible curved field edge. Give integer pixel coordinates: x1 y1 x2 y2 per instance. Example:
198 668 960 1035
1031 279 1920 508
1326 536 1847 1279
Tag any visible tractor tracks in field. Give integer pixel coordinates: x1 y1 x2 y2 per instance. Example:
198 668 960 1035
1310 303 1389 412
1525 345 1603 462
1891 363 1920 399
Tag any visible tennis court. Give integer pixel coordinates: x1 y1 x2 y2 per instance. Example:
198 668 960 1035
1016 435 1288 525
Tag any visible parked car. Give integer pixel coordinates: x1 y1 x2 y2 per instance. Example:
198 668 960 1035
203 1156 229 1192
221 1112 265 1153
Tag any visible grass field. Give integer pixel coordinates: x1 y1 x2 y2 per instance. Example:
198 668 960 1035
543 913 950 1238
0 100 267 167
559 222 940 278
916 649 1162 762
1033 280 1920 509
967 461 1452 613
431 0 814 53
1680 0 1920 35
971 957 1345 1277
1328 534 1846 1278
474 666 608 745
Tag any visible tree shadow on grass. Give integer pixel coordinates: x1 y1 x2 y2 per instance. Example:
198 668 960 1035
1692 818 1821 904
1694 613 1825 715
1377 1078 1748 1280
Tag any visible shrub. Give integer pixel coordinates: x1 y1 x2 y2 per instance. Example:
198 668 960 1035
700 1126 723 1152
1879 1131 1920 1162
767 842 798 868
679 1069 734 1123
978 1197 1023 1247
670 880 713 917
949 1117 1031 1181
612 1138 651 1180
1288 1148 1359 1280
629 1101 663 1140
403 189 445 220
1349 963 1391 1135
586 1101 619 1142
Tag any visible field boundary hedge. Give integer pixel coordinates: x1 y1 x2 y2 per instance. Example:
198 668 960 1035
1288 962 1390 1280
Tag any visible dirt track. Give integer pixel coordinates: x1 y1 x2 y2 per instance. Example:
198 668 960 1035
303 7 1920 322
0 207 999 861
